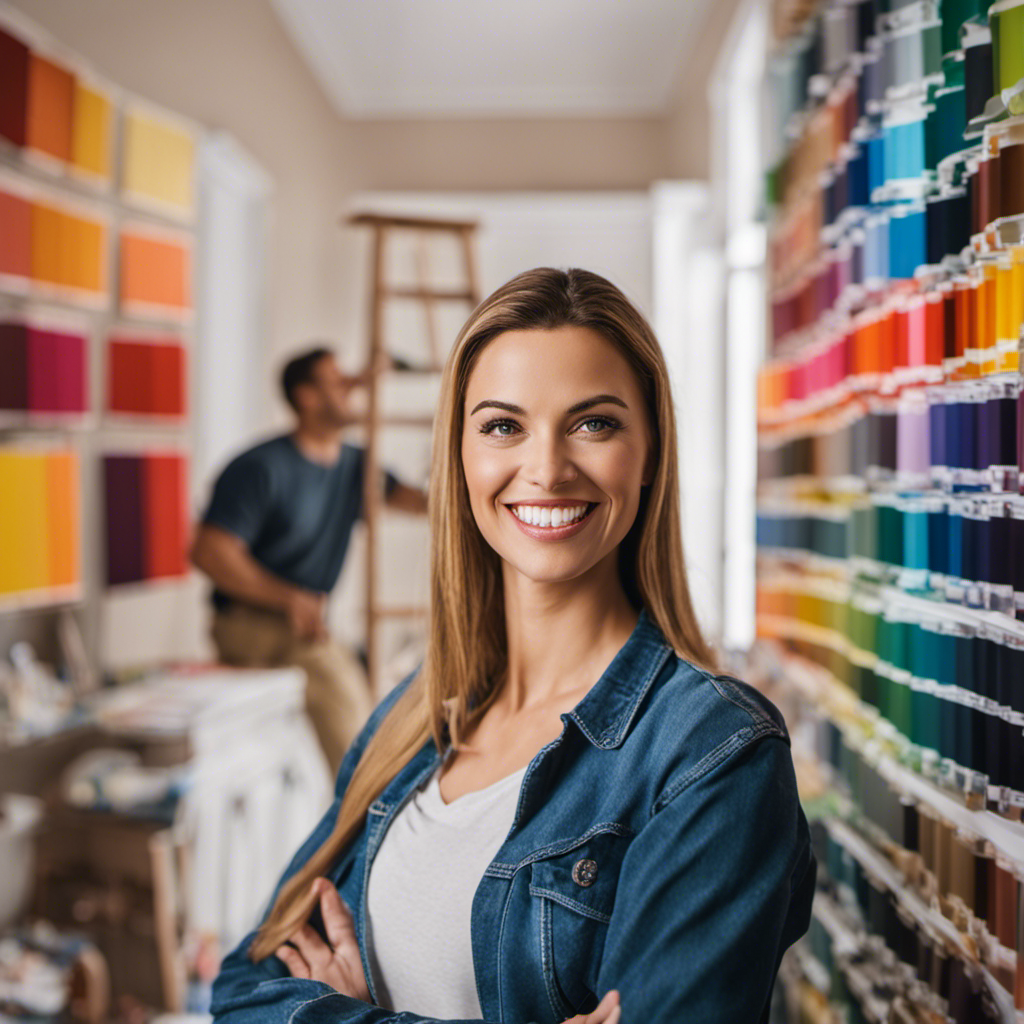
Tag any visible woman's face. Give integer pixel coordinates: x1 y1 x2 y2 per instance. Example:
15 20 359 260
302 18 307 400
461 325 654 587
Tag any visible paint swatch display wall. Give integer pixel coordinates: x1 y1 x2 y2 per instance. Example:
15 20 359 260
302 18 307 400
0 447 80 602
759 0 1024 1021
104 453 188 586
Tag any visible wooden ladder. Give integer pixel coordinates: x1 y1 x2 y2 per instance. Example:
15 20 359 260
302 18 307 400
347 212 481 694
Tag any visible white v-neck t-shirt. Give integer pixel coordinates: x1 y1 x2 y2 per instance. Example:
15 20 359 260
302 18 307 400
365 754 528 1018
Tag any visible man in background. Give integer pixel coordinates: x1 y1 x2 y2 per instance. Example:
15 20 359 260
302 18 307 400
190 347 427 774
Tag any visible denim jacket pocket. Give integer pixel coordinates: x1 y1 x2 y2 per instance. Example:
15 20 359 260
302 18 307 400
527 825 633 1021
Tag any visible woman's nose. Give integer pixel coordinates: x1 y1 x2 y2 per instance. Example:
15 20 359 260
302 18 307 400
523 433 578 491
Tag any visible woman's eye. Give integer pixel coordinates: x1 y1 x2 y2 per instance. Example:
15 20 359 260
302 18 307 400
480 418 520 437
576 416 618 434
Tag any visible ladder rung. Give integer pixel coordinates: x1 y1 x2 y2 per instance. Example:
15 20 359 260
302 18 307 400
378 415 434 427
381 287 476 302
371 606 429 619
347 212 478 232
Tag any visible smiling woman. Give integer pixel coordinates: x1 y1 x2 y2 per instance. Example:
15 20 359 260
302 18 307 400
210 268 815 1024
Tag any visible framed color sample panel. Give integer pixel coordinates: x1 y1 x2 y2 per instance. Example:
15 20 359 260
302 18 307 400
122 105 195 216
0 322 88 414
107 337 186 417
26 195 107 299
0 448 80 599
119 227 191 318
104 453 188 585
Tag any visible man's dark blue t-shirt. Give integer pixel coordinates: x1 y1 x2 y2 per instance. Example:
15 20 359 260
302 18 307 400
201 434 399 609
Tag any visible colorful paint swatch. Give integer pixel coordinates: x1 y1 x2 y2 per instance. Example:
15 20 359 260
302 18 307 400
143 455 188 579
25 53 74 163
0 324 28 410
104 453 189 585
104 455 144 586
70 80 112 182
119 230 190 314
122 107 195 214
0 449 80 598
25 198 107 297
0 323 88 414
0 186 33 281
0 28 30 146
45 452 79 587
108 338 186 416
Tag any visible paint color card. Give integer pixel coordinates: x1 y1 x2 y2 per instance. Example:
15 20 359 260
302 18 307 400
104 455 144 585
0 324 28 410
25 54 73 163
0 452 48 595
47 329 87 412
30 200 61 285
26 327 59 412
62 211 106 293
143 454 187 579
119 230 190 314
0 28 29 146
45 451 78 587
149 343 186 416
70 81 112 182
122 107 194 214
108 340 148 413
0 187 32 280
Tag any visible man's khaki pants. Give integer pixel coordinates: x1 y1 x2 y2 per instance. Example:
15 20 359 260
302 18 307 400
210 603 375 777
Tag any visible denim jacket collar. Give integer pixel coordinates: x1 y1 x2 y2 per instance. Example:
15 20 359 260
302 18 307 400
564 606 675 750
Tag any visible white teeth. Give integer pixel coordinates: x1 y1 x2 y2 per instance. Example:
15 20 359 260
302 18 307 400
511 504 589 527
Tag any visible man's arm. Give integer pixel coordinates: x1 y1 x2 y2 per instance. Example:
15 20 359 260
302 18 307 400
190 524 327 641
383 481 428 514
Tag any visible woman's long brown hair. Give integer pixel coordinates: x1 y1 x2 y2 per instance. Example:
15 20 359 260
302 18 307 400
248 267 718 961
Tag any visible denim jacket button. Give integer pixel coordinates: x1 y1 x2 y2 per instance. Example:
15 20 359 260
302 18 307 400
572 858 598 887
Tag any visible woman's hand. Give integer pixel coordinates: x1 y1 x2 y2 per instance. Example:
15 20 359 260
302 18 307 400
565 989 621 1024
275 878 370 1000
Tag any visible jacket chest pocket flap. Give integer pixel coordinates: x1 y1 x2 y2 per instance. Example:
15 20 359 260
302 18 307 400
528 827 633 1020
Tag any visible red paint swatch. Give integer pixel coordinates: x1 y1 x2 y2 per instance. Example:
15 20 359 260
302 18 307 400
150 343 186 416
0 323 28 410
143 454 188 579
0 29 29 146
0 188 32 280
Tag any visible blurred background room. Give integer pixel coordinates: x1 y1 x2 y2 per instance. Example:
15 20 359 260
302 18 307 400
0 0 1022 1021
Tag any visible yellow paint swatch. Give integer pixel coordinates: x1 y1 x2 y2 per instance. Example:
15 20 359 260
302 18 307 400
123 108 194 213
0 452 48 595
71 81 112 182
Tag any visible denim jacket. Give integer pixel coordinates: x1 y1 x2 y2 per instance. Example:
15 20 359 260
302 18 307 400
210 607 816 1024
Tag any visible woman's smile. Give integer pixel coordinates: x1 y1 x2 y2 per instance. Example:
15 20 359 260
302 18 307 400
504 500 599 539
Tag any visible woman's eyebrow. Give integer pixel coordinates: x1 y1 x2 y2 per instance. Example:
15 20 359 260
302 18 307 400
469 394 629 416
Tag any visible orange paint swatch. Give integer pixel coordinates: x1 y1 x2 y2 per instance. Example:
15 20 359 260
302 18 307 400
25 54 73 162
45 452 79 587
120 230 191 312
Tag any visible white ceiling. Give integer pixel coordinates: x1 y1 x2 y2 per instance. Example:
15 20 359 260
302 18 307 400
269 0 712 119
